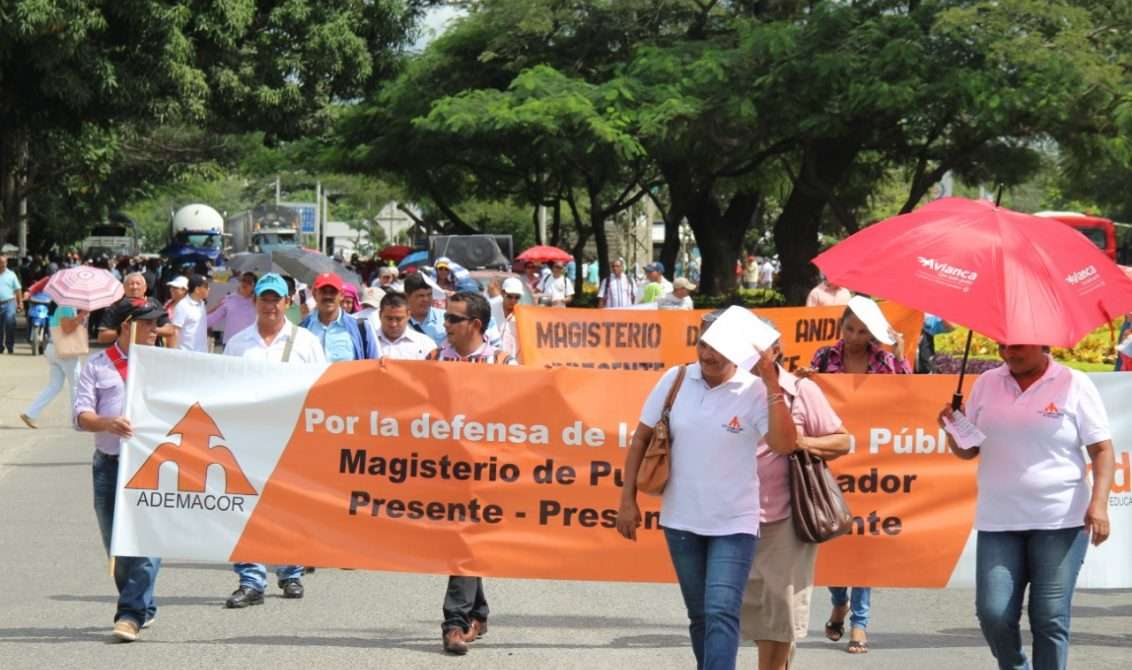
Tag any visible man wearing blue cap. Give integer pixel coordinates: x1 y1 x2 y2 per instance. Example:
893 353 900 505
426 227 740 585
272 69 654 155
222 273 325 607
637 261 673 304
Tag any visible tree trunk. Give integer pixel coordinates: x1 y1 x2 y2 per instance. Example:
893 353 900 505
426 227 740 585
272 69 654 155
588 188 611 293
774 139 862 305
657 195 683 286
686 190 759 295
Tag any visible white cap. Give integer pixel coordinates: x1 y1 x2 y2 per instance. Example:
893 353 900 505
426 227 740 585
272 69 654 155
501 277 524 296
166 276 189 289
435 256 452 269
847 296 895 345
361 286 385 308
673 277 696 291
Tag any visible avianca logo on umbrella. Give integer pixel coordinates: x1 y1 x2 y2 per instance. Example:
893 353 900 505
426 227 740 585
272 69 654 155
126 403 257 497
916 257 979 282
1065 265 1098 286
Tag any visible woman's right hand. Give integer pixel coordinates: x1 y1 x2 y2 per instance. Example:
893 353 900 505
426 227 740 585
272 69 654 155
615 498 642 541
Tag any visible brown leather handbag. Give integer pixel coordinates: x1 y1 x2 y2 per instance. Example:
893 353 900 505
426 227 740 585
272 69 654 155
789 448 853 543
636 365 687 496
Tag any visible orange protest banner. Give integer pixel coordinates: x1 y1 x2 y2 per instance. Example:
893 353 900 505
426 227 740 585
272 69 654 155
117 344 972 587
514 304 923 371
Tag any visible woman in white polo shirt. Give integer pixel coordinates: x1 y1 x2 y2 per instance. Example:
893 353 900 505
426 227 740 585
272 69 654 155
616 310 798 670
940 344 1114 670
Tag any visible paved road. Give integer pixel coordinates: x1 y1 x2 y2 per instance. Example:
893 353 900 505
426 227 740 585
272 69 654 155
0 338 1128 669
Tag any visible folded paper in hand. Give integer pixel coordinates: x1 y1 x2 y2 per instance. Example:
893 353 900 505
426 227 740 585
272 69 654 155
943 410 986 450
700 306 781 369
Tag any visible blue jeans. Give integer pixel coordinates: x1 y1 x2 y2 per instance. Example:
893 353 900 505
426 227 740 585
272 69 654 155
976 527 1088 670
233 563 305 592
828 586 872 630
664 527 757 670
92 450 160 626
0 299 15 352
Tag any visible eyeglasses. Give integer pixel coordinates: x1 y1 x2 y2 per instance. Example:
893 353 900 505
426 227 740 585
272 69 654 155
444 313 472 324
503 293 522 300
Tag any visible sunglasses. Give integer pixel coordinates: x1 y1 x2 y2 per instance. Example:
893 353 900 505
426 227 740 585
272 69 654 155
504 293 522 300
444 313 473 324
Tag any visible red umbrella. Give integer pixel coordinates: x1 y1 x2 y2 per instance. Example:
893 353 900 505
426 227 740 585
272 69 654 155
44 266 124 311
516 245 572 264
813 197 1132 405
377 245 414 262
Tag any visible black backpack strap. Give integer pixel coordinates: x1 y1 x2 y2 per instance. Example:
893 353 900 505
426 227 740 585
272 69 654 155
355 316 370 359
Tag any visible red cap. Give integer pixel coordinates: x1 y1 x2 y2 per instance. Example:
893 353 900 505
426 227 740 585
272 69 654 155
313 272 343 291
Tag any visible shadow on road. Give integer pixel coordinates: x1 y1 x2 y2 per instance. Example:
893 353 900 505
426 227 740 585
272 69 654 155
0 462 87 468
0 626 110 645
414 614 685 631
50 594 222 607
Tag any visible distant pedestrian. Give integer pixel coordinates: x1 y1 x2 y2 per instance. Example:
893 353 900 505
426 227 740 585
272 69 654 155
0 254 23 353
164 276 188 319
499 277 523 360
597 259 635 308
405 273 447 345
171 274 210 353
658 277 695 310
20 307 87 428
206 272 257 345
538 262 574 306
805 276 852 307
637 262 673 304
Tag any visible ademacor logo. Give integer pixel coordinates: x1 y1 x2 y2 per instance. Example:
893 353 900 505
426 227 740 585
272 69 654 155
1065 265 1097 285
126 402 257 495
916 256 979 282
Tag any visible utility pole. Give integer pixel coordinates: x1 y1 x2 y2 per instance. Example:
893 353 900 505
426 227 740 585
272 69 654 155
275 176 281 205
315 181 322 254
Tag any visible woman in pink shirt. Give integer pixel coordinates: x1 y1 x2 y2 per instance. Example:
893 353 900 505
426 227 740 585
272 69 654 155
741 330 851 669
206 272 257 345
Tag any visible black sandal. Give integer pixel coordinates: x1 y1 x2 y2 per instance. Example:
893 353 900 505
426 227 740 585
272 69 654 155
847 639 869 654
824 619 845 642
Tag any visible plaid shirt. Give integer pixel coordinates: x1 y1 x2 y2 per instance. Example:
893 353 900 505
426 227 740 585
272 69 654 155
428 338 517 366
811 340 912 374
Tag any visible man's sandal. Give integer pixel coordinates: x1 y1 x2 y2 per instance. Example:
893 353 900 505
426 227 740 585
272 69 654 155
847 639 869 654
824 619 846 642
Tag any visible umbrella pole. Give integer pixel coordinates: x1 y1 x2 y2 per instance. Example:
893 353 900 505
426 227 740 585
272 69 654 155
951 329 974 411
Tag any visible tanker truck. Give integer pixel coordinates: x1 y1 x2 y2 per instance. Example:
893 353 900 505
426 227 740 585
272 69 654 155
163 203 226 271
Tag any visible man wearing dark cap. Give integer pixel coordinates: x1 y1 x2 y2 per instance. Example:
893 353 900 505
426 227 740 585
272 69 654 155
222 273 324 608
74 303 167 642
637 261 673 304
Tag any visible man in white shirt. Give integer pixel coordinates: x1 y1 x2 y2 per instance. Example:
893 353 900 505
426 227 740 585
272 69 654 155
499 277 524 359
806 278 852 307
355 286 385 333
758 257 776 288
171 274 210 352
538 262 574 306
375 291 437 360
658 277 695 310
222 273 324 610
597 258 635 308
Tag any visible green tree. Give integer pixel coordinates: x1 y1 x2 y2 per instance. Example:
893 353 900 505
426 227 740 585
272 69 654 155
1 0 426 250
